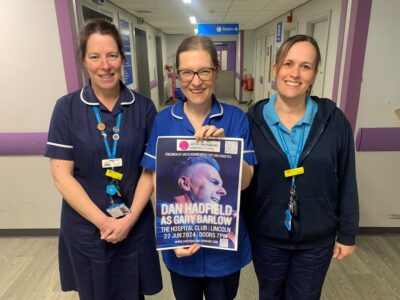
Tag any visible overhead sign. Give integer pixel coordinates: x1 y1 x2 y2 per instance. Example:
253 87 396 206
198 23 239 35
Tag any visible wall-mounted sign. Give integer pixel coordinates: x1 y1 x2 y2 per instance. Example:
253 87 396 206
276 21 283 43
119 18 133 85
198 23 239 35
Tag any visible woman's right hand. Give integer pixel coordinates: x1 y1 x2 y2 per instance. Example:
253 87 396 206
194 125 224 142
99 215 136 244
174 244 201 258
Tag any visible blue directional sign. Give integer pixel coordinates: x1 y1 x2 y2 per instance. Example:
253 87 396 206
198 23 239 35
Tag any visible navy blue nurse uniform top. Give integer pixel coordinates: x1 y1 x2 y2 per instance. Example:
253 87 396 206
141 96 257 277
45 82 162 300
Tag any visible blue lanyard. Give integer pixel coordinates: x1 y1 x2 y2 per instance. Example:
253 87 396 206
92 106 122 159
277 126 305 188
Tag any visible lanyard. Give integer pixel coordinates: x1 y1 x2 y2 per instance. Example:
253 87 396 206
92 106 122 159
277 126 305 188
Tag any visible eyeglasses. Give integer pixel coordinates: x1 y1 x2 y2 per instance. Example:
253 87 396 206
178 67 217 82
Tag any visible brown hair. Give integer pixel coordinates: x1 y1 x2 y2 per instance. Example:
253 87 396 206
275 35 321 75
175 35 220 70
77 18 125 63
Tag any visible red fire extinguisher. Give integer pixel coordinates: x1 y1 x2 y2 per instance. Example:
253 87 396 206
242 74 248 90
247 75 254 91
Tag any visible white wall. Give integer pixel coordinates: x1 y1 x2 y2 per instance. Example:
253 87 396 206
0 0 66 228
355 0 400 226
0 0 167 229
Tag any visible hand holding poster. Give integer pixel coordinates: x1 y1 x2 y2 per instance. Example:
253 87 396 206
155 136 243 251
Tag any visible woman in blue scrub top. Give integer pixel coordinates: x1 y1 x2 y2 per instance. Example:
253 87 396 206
45 19 161 300
244 35 359 299
131 35 257 300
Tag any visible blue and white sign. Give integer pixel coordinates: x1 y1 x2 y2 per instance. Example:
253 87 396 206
276 21 283 43
119 17 133 85
198 23 239 35
123 55 133 86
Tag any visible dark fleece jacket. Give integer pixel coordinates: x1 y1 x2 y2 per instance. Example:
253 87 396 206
243 96 359 249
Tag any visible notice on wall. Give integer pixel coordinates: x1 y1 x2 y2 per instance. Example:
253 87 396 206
119 17 134 85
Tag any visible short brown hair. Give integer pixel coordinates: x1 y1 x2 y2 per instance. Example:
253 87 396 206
77 18 125 64
175 35 220 70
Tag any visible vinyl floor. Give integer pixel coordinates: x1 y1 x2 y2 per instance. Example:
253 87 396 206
0 235 399 299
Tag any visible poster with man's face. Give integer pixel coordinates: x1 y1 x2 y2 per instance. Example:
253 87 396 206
155 136 243 251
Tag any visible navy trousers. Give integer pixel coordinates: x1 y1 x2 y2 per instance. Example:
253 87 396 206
251 238 334 300
169 270 240 300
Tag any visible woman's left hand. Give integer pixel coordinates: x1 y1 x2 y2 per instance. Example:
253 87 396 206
332 242 356 260
100 215 135 244
194 125 224 142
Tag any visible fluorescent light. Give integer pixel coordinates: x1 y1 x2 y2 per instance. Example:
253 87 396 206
183 0 191 3
194 28 198 34
189 16 197 24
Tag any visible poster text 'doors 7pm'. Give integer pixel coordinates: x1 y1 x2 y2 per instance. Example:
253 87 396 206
155 136 243 251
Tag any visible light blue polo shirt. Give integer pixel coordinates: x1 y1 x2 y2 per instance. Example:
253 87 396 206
263 94 317 167
141 96 257 277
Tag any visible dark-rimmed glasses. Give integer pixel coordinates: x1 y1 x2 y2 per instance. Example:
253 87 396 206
178 67 217 82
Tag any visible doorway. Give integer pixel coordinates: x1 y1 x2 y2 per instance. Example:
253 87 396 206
254 37 263 101
263 34 274 99
309 15 330 97
214 42 236 98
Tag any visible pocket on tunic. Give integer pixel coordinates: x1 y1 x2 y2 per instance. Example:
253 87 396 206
298 197 339 241
251 197 290 239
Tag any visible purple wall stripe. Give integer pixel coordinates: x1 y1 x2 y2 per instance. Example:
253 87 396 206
239 30 244 102
0 133 47 155
339 0 372 132
54 0 81 93
356 128 400 151
332 0 348 102
150 79 158 89
0 1 79 157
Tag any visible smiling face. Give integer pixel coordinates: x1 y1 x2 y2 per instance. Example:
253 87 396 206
84 33 122 95
179 162 227 204
178 49 219 106
274 41 317 102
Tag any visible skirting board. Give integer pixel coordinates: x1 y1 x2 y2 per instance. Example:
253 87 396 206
0 227 399 237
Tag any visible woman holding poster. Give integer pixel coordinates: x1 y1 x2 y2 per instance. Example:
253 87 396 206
129 35 257 300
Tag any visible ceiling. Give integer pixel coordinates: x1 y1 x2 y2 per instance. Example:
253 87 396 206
110 0 309 34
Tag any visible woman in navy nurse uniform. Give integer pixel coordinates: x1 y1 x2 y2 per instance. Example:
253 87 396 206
45 19 161 300
244 35 359 299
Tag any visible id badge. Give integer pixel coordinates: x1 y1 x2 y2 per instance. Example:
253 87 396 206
106 169 123 180
284 209 292 231
102 158 123 168
106 203 131 219
284 167 304 178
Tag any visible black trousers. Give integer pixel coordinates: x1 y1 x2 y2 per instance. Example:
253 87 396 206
251 238 334 300
169 269 241 300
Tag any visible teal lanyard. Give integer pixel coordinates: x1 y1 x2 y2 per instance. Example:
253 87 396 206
92 106 122 159
277 126 305 188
